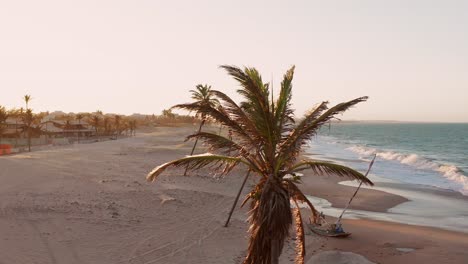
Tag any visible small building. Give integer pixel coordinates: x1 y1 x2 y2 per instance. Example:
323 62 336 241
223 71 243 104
41 120 95 137
2 118 24 138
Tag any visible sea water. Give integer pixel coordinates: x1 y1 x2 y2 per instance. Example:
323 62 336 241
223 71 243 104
305 122 468 232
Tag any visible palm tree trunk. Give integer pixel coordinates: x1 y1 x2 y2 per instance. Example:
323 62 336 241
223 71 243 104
184 119 205 176
244 177 291 264
224 170 251 227
78 120 81 143
15 120 18 147
271 240 280 264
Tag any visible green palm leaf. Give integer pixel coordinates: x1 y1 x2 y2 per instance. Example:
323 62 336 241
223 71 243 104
279 97 368 167
210 90 264 143
274 65 296 139
220 65 274 147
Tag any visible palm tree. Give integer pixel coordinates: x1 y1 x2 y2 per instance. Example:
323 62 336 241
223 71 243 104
76 114 84 142
146 65 373 264
172 84 219 175
103 117 110 136
89 115 100 135
8 108 22 147
161 109 175 119
23 95 32 110
114 115 121 136
130 120 137 136
22 109 35 152
0 106 9 144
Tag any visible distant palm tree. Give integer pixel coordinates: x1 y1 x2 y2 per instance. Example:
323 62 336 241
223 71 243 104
161 109 175 119
7 108 22 147
76 114 84 142
129 120 137 136
147 65 372 264
103 117 110 136
172 84 219 175
21 109 35 152
89 115 100 135
0 106 9 144
23 95 32 110
114 115 121 136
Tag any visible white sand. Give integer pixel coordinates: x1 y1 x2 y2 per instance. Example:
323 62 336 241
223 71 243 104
0 126 315 263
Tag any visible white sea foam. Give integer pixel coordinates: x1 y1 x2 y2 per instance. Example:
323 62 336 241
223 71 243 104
347 145 468 195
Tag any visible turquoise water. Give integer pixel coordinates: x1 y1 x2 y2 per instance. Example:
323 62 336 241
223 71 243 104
309 122 468 195
304 122 468 232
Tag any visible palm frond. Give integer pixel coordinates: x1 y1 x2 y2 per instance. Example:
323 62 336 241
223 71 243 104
274 65 296 139
220 65 274 146
172 100 258 149
185 84 220 118
146 153 244 182
210 90 263 143
220 65 269 110
171 101 203 113
279 97 368 166
186 132 241 153
283 179 319 223
277 102 328 164
289 160 374 185
185 132 264 173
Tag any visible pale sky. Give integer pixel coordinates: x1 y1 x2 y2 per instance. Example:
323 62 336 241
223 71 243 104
1 0 467 122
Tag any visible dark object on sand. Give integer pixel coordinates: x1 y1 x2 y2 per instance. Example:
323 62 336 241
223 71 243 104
308 155 377 238
307 223 351 238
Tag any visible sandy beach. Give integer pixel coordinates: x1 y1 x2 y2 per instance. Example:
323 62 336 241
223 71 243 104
1 125 467 264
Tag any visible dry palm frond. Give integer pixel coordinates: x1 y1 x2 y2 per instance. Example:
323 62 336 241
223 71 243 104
186 132 245 155
185 132 264 173
283 179 319 223
146 153 244 182
289 160 373 185
292 199 305 264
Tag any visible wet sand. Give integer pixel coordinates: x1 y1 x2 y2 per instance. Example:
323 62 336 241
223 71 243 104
299 173 408 213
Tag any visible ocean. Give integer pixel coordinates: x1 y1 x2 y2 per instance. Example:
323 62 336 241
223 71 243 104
305 122 468 232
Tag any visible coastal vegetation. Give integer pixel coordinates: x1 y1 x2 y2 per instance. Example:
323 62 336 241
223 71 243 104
0 96 197 153
174 84 220 175
147 65 373 263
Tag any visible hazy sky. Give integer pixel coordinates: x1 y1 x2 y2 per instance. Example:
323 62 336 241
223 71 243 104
1 0 467 122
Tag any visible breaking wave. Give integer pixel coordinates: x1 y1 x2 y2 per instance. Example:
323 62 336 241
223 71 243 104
347 145 468 195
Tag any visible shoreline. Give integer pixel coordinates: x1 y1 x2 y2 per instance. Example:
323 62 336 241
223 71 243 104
298 173 408 213
298 162 468 263
304 215 468 264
